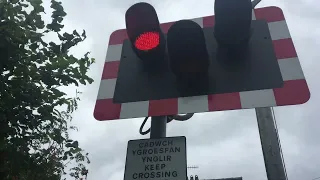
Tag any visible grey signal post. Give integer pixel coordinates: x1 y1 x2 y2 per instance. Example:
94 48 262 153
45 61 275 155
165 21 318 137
256 107 287 180
150 116 167 139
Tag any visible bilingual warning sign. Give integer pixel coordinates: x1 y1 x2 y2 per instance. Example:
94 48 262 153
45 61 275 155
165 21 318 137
124 136 187 180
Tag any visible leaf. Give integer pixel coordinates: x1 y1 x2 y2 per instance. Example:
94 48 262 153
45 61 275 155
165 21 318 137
68 151 73 157
51 88 66 97
29 43 39 51
79 79 86 85
57 33 66 41
63 32 74 41
66 141 79 149
57 56 69 69
81 30 86 39
40 41 48 47
11 0 19 4
49 41 61 54
68 55 77 64
73 30 79 37
72 141 79 148
86 157 91 164
87 77 94 84
66 143 72 148
71 79 79 86
47 22 64 32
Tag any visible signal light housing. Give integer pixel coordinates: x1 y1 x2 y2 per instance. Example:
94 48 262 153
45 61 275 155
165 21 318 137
167 20 209 92
125 2 166 71
214 0 252 47
214 0 253 67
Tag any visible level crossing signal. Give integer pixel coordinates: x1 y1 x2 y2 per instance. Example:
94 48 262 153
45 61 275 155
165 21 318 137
94 1 310 121
114 0 283 103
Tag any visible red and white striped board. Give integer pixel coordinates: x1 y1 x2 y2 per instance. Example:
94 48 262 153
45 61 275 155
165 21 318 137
94 6 310 121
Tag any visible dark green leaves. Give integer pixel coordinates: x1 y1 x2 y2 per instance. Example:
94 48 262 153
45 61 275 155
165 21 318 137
73 30 80 36
66 141 79 148
1 0 94 179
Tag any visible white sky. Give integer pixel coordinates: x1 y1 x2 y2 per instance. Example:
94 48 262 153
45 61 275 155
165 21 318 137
41 0 320 179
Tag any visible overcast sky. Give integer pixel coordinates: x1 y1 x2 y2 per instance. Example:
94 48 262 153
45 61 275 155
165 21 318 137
43 0 320 179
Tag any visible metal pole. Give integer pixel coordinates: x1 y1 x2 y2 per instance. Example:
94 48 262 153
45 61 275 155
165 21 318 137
150 116 167 139
255 107 286 180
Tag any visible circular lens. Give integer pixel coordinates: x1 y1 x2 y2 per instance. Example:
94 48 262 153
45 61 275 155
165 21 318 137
134 32 160 51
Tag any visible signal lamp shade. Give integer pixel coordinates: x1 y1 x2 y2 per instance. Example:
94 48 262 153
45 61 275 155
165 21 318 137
125 2 166 69
214 0 252 47
167 20 209 84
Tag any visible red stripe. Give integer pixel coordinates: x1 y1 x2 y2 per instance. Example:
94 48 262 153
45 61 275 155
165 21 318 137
101 61 120 79
203 15 215 28
109 29 128 45
94 99 121 120
273 38 297 59
255 6 285 22
160 22 175 34
273 80 310 106
148 98 178 116
208 93 241 111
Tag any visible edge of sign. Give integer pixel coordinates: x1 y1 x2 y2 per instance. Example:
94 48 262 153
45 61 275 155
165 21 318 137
128 136 187 143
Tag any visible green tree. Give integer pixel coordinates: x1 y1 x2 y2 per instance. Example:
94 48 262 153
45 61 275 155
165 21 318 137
0 0 94 179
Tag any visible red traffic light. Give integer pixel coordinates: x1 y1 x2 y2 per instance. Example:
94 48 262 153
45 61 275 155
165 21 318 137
134 31 160 51
125 2 166 70
125 3 161 41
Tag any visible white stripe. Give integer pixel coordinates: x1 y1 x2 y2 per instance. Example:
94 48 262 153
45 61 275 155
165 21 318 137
120 101 149 119
105 44 123 62
97 79 117 99
252 10 256 20
268 20 291 40
178 95 209 114
191 18 204 28
278 57 305 81
240 89 276 108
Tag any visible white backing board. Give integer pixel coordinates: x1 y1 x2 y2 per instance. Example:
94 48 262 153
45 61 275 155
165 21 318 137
124 136 187 180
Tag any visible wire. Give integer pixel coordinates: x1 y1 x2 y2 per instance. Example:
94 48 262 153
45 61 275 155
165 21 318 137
139 113 194 135
139 117 151 135
172 113 194 121
139 116 174 135
271 107 288 180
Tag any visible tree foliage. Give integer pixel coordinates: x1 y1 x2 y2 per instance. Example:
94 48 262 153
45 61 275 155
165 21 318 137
0 0 94 179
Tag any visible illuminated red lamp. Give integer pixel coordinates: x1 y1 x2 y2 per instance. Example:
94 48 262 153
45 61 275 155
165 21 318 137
134 31 160 51
125 2 166 70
